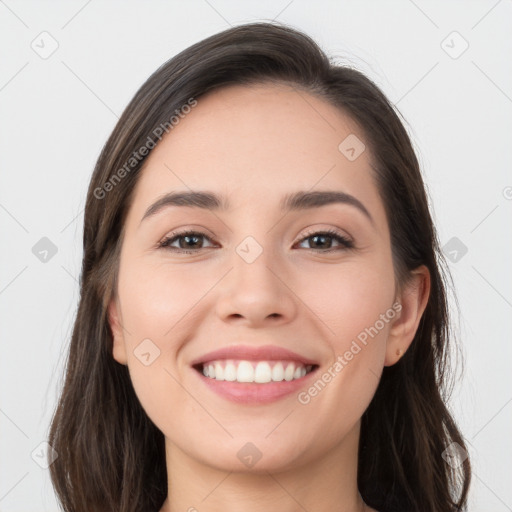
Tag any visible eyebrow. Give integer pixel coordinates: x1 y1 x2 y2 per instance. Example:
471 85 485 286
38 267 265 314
140 190 374 225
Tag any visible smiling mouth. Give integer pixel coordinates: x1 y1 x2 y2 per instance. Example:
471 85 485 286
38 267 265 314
193 360 318 384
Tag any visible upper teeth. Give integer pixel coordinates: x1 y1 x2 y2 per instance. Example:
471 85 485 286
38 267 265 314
202 360 313 383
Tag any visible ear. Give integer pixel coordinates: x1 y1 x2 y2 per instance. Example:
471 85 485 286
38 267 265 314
384 265 431 366
108 297 128 365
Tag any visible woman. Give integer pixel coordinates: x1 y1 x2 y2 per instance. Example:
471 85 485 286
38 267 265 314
47 21 471 512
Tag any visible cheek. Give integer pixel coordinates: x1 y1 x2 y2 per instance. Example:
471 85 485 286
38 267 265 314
296 257 396 349
295 259 395 419
114 258 206 405
115 261 200 434
117 257 212 343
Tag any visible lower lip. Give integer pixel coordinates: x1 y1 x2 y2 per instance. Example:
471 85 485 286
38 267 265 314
194 368 318 404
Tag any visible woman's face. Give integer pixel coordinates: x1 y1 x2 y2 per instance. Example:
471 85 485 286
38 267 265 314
109 83 415 472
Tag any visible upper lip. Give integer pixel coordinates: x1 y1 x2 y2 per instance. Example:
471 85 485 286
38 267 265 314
190 344 319 367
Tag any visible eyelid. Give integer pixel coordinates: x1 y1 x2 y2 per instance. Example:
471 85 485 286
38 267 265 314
296 226 353 244
158 225 216 243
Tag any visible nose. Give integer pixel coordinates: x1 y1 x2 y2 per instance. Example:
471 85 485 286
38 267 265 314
215 244 298 328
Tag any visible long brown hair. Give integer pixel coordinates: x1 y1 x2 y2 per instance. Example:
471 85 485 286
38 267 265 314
47 21 471 512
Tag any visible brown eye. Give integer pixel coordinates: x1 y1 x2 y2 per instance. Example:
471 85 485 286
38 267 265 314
158 230 216 253
296 230 353 251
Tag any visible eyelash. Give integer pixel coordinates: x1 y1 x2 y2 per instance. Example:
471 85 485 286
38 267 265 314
157 228 354 254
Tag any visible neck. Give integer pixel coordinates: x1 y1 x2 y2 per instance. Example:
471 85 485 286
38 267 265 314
160 421 369 512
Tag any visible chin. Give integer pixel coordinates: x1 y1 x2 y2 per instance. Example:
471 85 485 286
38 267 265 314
188 436 310 475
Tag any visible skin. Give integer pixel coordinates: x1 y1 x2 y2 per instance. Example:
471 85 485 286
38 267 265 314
108 83 430 512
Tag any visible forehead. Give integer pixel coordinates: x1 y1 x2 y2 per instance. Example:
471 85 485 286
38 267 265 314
129 83 386 227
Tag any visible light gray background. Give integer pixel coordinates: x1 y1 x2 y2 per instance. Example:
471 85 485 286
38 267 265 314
1 1 511 510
